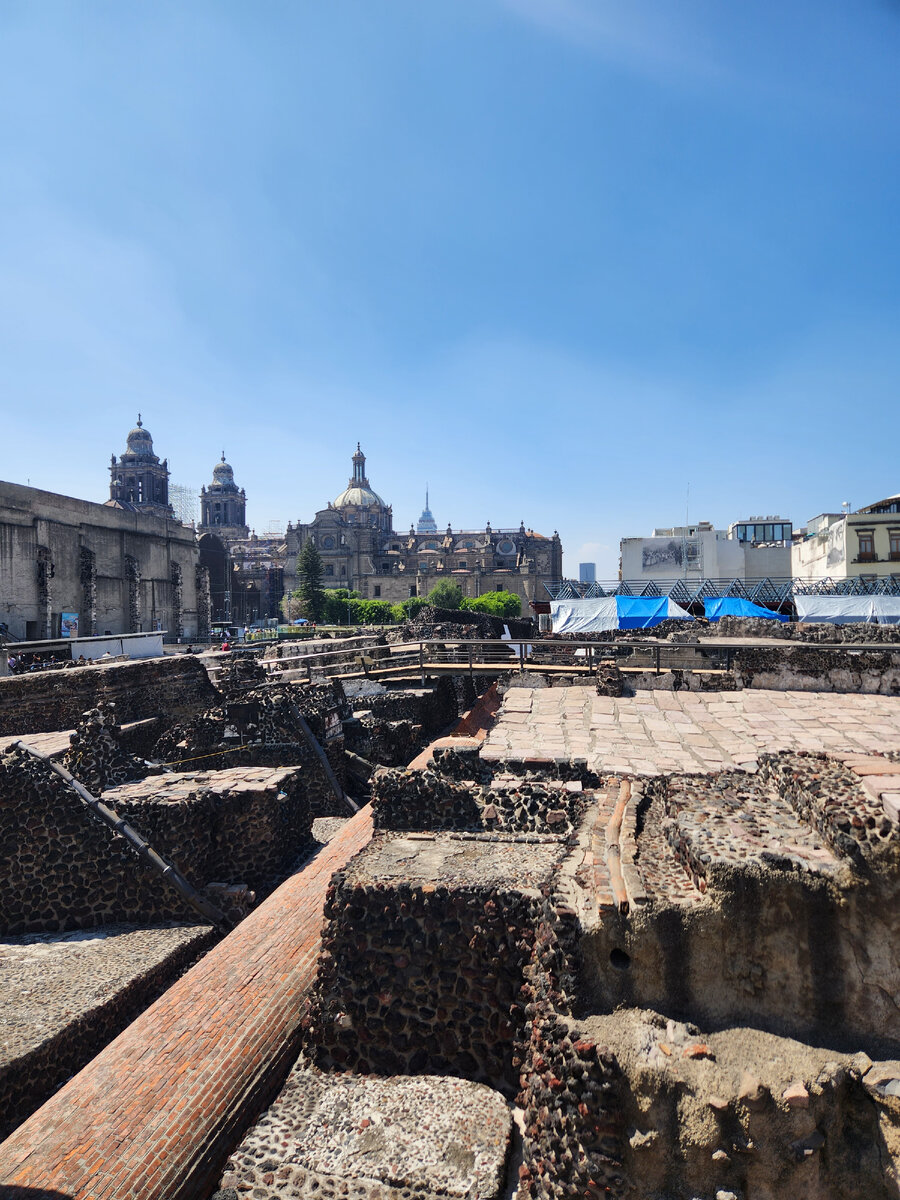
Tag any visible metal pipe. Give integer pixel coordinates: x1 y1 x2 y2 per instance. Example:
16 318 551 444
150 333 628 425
287 704 358 814
10 741 232 931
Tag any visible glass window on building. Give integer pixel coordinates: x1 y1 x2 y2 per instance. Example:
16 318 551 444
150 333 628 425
858 531 875 559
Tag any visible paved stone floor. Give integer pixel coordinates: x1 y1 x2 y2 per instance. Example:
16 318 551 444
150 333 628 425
481 687 900 775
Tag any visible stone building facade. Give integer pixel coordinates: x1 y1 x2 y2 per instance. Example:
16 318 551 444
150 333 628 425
0 480 201 641
793 493 900 582
285 446 562 607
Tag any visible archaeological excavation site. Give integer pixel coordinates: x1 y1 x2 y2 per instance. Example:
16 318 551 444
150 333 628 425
2 611 900 1200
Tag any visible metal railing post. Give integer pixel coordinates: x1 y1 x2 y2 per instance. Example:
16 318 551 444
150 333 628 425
419 641 425 687
468 642 473 681
655 644 661 676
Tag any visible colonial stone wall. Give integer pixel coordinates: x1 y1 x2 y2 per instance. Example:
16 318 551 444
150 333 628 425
0 480 200 640
0 655 217 735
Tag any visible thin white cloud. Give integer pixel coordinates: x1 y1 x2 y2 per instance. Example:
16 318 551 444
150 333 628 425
494 0 726 83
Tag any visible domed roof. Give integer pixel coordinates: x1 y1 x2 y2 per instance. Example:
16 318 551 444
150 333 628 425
212 453 234 484
334 484 385 509
333 444 385 509
125 415 154 454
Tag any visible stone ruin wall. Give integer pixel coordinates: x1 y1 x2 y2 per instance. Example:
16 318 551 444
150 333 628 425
0 654 218 736
303 833 633 1200
0 750 313 935
371 766 588 836
580 754 900 1059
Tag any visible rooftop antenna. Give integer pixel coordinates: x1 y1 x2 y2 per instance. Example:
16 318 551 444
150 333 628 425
841 500 851 515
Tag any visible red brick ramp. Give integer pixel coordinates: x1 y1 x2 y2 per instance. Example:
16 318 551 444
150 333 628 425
0 808 374 1200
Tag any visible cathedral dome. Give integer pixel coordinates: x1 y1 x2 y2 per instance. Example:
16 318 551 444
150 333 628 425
125 416 154 455
212 454 235 484
334 444 385 509
334 483 385 509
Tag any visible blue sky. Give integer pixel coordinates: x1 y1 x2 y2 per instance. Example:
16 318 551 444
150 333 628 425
1 0 898 579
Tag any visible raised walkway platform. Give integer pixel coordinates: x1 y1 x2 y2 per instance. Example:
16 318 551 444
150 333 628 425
0 806 374 1200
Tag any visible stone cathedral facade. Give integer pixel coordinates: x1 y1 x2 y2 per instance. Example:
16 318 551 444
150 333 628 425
284 446 562 607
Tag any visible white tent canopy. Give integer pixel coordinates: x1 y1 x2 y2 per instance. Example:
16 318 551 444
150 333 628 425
794 595 900 625
550 597 618 634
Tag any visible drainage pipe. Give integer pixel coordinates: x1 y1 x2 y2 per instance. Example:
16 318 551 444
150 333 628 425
10 740 232 931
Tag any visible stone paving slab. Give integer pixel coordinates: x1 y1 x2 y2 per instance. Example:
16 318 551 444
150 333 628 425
217 1068 512 1200
481 687 900 776
0 805 374 1200
0 924 211 1070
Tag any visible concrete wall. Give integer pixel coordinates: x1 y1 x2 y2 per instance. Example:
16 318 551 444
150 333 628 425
621 529 791 582
0 480 200 640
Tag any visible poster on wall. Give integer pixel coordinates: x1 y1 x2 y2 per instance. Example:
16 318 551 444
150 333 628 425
324 708 342 742
642 541 683 569
60 612 79 638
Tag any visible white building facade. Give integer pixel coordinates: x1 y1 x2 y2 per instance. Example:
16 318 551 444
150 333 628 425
620 517 793 584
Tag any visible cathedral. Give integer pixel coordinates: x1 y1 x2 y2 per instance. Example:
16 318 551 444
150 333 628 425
97 423 562 626
285 445 562 608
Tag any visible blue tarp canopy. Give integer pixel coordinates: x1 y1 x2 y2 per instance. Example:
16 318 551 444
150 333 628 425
616 596 693 629
704 598 788 622
550 596 692 633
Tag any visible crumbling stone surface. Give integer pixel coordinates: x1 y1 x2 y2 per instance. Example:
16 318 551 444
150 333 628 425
215 1067 513 1200
577 1008 894 1200
733 644 900 694
61 701 146 793
151 682 348 817
305 833 568 1091
717 616 900 643
213 650 268 696
0 655 217 736
388 605 534 643
0 922 214 1140
0 750 312 934
344 715 422 767
595 660 625 697
580 752 900 1058
103 766 314 898
371 767 589 836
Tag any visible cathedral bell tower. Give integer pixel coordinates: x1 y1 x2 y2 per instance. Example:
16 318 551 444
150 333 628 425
107 415 173 518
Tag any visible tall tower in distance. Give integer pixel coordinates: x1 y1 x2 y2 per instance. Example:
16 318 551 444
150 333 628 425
199 453 249 543
107 415 173 518
416 486 438 534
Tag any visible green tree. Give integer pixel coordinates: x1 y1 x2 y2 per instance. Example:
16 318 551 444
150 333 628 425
426 579 464 610
322 589 360 624
461 590 522 618
296 539 326 623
